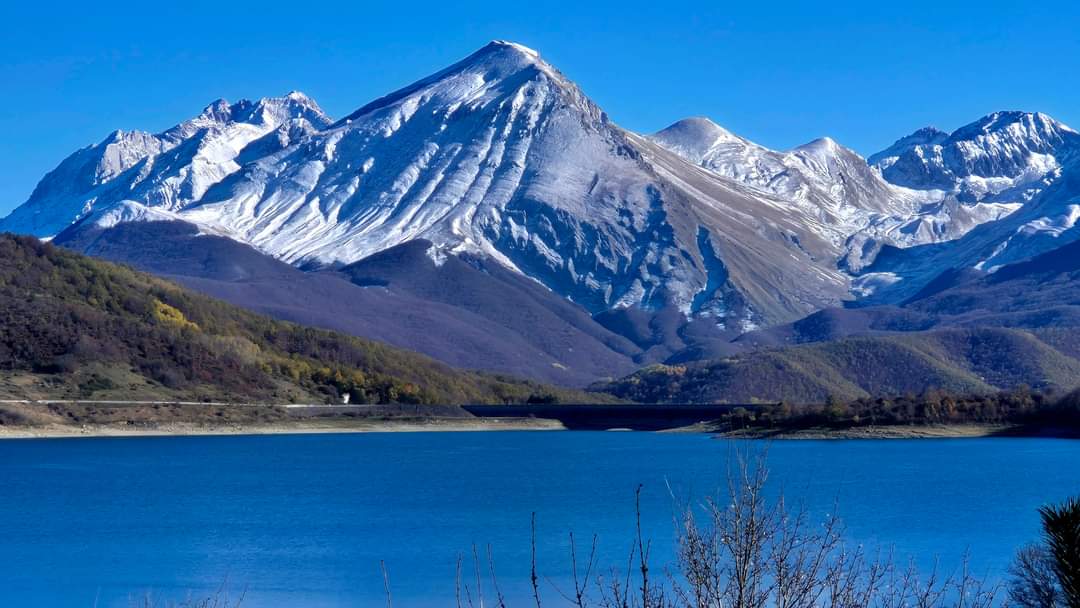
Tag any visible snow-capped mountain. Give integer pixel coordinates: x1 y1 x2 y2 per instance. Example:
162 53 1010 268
651 117 1021 272
850 112 1080 302
652 117 919 223
4 41 859 332
4 40 1080 341
869 111 1076 197
180 41 861 328
1 93 331 237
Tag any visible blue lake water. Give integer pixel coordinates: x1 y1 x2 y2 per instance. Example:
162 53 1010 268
2 432 1079 607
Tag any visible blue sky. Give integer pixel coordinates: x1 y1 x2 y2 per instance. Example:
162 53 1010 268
1 0 1077 216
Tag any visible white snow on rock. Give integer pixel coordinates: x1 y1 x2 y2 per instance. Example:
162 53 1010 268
0 94 331 237
850 272 902 298
89 200 185 229
1018 204 1080 238
860 112 1080 290
869 112 1075 194
653 117 1023 265
170 41 853 327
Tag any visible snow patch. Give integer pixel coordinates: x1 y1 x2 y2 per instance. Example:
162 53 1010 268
851 272 902 298
425 243 449 267
1018 204 1080 237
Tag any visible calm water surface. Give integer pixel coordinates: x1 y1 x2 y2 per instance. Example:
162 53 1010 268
1 432 1079 607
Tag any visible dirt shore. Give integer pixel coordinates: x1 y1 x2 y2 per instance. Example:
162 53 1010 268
0 400 1070 440
3 420 1064 440
713 423 1021 439
0 416 566 439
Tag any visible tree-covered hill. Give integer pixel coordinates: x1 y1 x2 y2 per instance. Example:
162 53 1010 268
595 327 1080 404
0 234 604 405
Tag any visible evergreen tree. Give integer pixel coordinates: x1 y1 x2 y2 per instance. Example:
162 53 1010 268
1041 497 1080 607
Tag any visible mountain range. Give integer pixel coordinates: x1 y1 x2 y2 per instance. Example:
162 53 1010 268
4 40 1080 399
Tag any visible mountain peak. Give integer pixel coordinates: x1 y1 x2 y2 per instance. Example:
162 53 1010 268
285 90 313 102
867 126 949 168
335 40 559 126
652 117 745 162
950 110 1075 142
871 110 1079 191
279 90 328 114
656 117 732 139
0 91 334 238
792 136 838 154
480 39 540 60
198 98 236 122
789 137 870 167
452 39 547 77
255 92 332 128
179 94 331 134
891 125 948 145
910 125 949 139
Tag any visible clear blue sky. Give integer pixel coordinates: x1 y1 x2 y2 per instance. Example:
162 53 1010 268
2 0 1077 215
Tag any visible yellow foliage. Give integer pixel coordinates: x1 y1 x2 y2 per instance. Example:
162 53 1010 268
151 299 200 331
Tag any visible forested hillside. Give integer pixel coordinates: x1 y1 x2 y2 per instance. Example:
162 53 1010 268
595 327 1080 404
0 235 601 404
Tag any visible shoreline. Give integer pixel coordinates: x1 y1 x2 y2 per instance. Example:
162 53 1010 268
1 419 1075 440
711 423 1080 440
0 416 567 440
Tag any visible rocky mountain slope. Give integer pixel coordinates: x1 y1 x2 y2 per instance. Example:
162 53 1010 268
850 112 1080 303
1 94 331 237
869 111 1075 196
651 114 1063 276
601 234 1080 404
736 234 1080 350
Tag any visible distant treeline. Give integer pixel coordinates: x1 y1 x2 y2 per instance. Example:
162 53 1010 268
721 387 1080 432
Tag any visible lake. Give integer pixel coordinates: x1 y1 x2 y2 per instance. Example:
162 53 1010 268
2 432 1079 607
